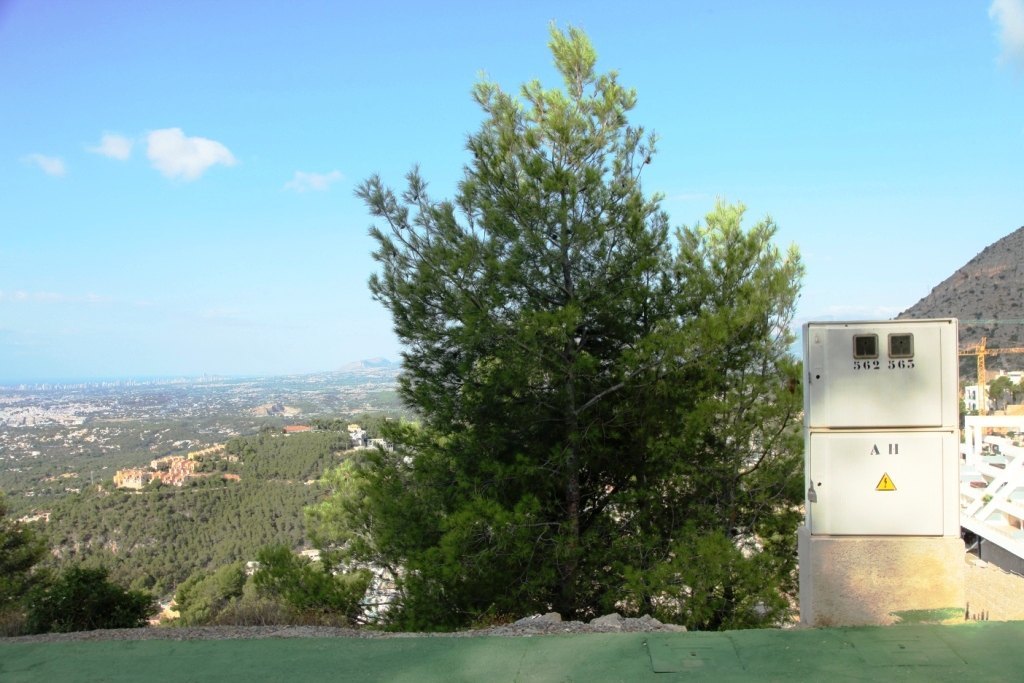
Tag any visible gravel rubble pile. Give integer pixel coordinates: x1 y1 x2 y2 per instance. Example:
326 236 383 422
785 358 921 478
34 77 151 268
2 612 684 644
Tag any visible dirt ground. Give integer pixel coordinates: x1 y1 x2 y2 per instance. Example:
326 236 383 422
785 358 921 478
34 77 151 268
963 553 1024 621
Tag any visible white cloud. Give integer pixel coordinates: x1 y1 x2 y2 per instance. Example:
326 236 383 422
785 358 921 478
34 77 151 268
23 153 66 177
991 0 1024 72
88 132 134 160
284 170 344 192
146 128 236 181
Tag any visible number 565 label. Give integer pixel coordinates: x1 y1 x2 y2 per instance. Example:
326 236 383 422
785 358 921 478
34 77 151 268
852 359 915 370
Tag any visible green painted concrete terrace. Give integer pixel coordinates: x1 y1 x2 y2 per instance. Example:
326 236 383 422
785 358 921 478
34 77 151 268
3 621 1024 682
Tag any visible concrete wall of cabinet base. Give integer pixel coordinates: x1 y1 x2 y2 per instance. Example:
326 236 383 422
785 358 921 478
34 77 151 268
798 526 965 627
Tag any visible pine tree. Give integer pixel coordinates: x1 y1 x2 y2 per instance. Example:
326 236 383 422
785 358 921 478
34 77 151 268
312 25 804 630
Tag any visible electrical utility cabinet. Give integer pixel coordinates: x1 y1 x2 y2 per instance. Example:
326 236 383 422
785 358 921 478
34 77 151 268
803 319 960 537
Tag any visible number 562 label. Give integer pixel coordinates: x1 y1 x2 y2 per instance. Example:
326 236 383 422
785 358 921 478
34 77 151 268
852 359 916 370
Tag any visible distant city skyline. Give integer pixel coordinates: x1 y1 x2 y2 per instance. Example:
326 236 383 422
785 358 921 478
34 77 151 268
2 1 1023 382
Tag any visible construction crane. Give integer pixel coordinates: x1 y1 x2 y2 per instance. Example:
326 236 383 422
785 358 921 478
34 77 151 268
958 336 1024 415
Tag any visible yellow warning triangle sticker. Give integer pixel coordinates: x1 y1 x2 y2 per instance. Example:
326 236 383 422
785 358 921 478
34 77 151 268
876 473 896 491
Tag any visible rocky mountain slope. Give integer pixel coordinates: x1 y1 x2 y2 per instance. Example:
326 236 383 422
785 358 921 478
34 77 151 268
898 225 1024 376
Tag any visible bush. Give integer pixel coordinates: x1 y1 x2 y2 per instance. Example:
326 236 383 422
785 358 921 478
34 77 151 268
0 607 28 637
26 565 156 633
253 545 369 625
207 582 295 626
619 526 793 630
208 581 357 627
173 562 247 626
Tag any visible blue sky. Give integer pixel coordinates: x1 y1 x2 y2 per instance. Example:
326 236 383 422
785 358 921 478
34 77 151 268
1 1 1023 383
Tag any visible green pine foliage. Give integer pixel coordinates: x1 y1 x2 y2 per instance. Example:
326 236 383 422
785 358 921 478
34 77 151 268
0 494 48 633
0 495 47 610
311 26 804 631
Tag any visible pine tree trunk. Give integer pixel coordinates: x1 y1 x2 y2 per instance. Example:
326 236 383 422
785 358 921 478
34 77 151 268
557 206 581 618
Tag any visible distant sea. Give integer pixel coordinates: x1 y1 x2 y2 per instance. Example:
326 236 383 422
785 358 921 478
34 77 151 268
1 361 398 391
0 374 230 391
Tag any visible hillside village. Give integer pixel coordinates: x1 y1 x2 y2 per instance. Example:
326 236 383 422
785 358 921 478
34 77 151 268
110 423 386 490
112 444 233 489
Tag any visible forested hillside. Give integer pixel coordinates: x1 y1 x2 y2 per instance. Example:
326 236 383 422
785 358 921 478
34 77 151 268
39 429 350 596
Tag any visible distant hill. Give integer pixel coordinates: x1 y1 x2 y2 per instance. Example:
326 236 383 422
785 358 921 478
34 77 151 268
898 225 1024 376
338 358 397 372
